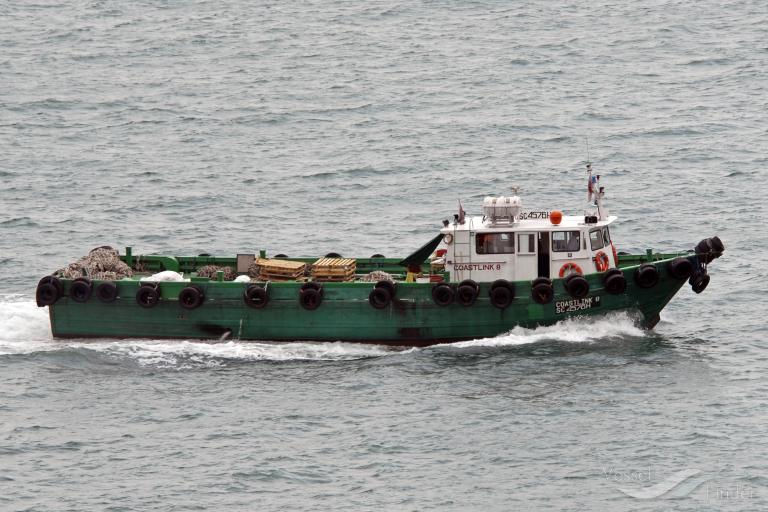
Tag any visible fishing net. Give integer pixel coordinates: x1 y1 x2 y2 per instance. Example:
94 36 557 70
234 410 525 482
195 265 237 281
361 270 394 282
56 246 134 280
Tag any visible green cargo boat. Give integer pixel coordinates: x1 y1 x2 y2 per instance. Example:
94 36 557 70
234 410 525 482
35 169 723 346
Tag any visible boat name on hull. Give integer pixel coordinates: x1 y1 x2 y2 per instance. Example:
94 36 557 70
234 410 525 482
555 296 602 314
453 263 503 271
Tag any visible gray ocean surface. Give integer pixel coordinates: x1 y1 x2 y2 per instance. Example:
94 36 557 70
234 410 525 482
1 1 767 510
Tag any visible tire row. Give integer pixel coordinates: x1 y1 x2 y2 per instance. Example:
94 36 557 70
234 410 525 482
35 256 700 310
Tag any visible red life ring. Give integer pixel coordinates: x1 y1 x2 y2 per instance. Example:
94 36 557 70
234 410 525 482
595 251 610 272
558 262 583 278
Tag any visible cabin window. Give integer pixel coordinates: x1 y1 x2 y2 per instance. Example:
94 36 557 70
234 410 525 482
518 234 536 254
603 227 611 246
476 232 515 254
590 229 604 251
552 231 581 252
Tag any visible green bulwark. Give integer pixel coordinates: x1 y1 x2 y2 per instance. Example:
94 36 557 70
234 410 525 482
44 250 702 346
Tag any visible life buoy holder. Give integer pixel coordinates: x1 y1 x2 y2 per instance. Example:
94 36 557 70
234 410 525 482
594 251 610 272
558 262 582 278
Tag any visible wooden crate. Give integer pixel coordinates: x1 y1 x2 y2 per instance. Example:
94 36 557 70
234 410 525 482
256 258 307 281
311 258 356 282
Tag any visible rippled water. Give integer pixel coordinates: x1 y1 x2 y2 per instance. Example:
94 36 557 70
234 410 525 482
1 1 767 510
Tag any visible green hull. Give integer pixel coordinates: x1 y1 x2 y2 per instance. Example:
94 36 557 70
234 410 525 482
47 254 694 346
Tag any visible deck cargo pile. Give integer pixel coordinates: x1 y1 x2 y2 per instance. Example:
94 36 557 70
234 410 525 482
311 258 356 282
256 258 307 281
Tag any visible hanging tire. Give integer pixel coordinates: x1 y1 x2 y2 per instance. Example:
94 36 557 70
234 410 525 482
369 287 392 309
456 279 479 306
301 282 323 294
432 283 454 306
244 285 269 309
565 274 589 299
709 236 724 254
634 264 659 289
691 273 710 294
179 286 204 309
489 280 515 309
371 253 385 259
489 286 512 309
70 277 93 303
136 285 160 308
95 281 119 303
603 268 627 295
531 279 554 304
374 280 396 298
695 238 717 264
325 252 342 258
299 288 322 310
668 257 693 280
38 276 64 297
36 276 62 307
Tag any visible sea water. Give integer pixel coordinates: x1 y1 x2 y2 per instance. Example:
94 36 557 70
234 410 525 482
1 1 766 510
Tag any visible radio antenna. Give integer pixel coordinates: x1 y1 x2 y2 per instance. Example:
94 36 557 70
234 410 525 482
585 136 591 165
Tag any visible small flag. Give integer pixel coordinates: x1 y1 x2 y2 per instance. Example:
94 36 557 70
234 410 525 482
587 164 598 202
458 199 465 224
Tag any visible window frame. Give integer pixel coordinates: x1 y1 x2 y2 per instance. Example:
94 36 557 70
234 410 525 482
589 229 605 251
551 230 582 253
475 232 515 254
517 233 536 254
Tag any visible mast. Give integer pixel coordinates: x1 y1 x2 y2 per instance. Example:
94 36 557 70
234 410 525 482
587 163 608 221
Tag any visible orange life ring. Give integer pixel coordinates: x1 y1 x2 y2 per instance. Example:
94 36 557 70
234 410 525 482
595 251 610 272
559 262 583 278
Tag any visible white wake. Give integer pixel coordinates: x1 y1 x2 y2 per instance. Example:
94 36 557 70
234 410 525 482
0 298 646 366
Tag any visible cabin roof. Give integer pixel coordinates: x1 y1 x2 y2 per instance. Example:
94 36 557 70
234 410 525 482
441 215 617 233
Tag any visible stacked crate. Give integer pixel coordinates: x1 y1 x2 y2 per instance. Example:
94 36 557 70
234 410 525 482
256 258 307 281
311 258 356 282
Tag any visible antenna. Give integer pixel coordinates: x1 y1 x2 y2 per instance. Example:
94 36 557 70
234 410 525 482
585 136 591 165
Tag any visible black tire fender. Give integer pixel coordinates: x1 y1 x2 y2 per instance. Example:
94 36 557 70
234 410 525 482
565 274 589 299
603 268 627 295
457 279 479 306
36 281 60 307
489 286 513 309
244 285 269 309
634 264 660 289
299 288 322 310
70 277 93 303
432 283 454 307
95 281 119 303
369 287 392 309
179 286 204 309
374 280 396 298
691 273 710 294
531 281 554 304
668 257 694 280
300 282 323 296
136 285 160 308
